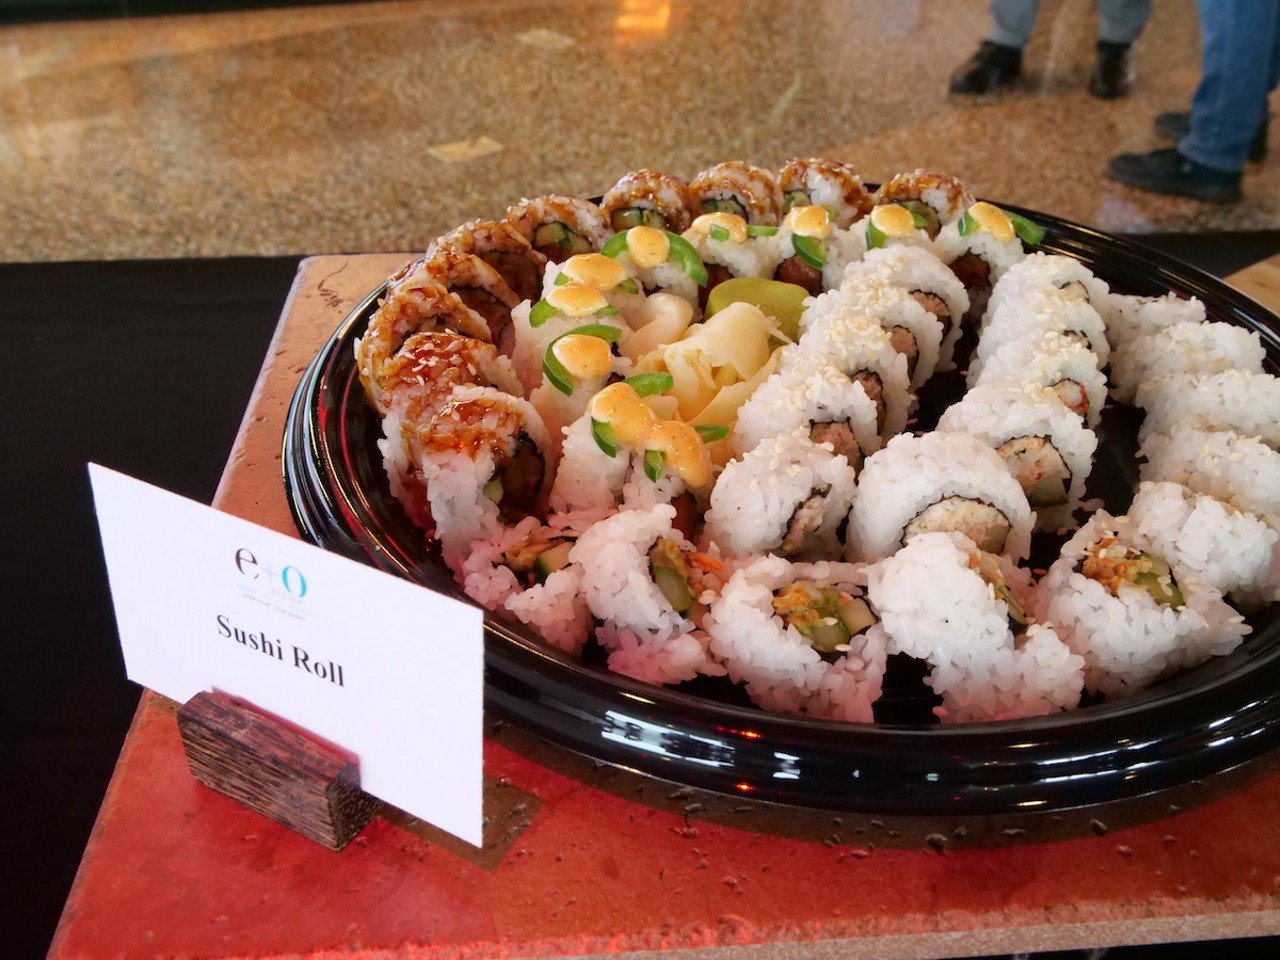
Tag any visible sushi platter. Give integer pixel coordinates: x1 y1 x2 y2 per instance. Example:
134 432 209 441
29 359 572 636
284 162 1280 813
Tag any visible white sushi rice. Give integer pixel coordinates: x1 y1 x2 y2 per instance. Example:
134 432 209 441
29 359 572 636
1109 320 1265 405
550 412 632 513
1140 428 1280 521
1136 370 1280 447
985 251 1110 321
969 329 1108 428
936 381 1098 532
705 555 886 721
684 226 780 280
848 431 1034 562
706 430 857 559
972 286 1110 379
864 532 1083 722
1035 512 1249 697
571 504 720 685
1128 481 1280 611
933 218 1026 286
1102 292 1206 351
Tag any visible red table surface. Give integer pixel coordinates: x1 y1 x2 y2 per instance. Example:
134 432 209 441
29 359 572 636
51 254 1280 960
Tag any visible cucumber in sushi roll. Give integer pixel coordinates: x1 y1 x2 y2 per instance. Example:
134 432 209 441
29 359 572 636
688 160 785 225
600 168 694 234
777 157 875 228
506 194 611 263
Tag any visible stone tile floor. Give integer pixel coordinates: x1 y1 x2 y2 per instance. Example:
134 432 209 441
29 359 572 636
0 0 1276 261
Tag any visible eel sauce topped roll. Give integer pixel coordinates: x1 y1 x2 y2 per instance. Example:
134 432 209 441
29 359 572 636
357 279 497 414
848 431 1034 563
1128 481 1280 612
1034 511 1250 697
571 503 728 685
460 513 594 655
505 195 611 263
1109 320 1265 405
600 169 694 234
777 157 875 228
844 244 970 373
706 430 858 560
865 531 1084 722
936 381 1098 532
969 329 1107 428
874 170 974 238
687 160 785 225
970 285 1110 380
1136 370 1280 447
706 555 886 721
419 246 524 353
426 218 547 306
733 356 882 469
1103 292 1206 351
933 200 1029 324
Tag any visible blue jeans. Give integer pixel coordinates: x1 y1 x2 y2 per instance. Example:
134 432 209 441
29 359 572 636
989 0 1153 48
1179 0 1280 173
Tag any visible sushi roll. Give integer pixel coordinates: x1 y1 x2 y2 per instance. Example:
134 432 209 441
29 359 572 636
874 170 974 238
1109 320 1265 405
791 315 913 442
777 157 875 228
932 200 1031 324
600 168 694 234
848 431 1034 562
602 223 708 305
970 285 1110 380
682 211 781 304
460 514 594 654
1035 512 1250 697
419 247 523 350
1102 292 1206 351
687 160 785 225
936 382 1098 532
357 279 495 413
427 218 547 305
985 251 1110 322
706 430 858 560
769 203 864 294
571 503 726 684
1136 370 1280 447
865 532 1083 722
505 194 611 263
844 244 970 373
733 358 881 468
969 330 1107 428
409 385 554 573
851 203 934 257
705 555 886 721
1140 428 1280 521
1128 481 1280 611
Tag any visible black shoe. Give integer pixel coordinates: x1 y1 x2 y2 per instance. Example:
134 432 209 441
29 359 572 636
1106 147 1242 203
949 42 1022 95
1154 110 1268 162
1089 41 1135 99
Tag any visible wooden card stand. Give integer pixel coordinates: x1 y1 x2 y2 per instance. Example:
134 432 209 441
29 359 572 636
176 691 382 851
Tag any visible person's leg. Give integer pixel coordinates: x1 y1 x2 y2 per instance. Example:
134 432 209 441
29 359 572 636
1179 0 1280 173
1098 0 1153 44
1091 0 1153 98
950 0 1037 94
989 0 1041 49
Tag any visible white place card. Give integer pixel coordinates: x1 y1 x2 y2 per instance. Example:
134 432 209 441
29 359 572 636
88 464 485 847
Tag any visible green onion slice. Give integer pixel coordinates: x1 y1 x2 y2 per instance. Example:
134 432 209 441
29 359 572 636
529 299 558 327
909 210 928 228
865 219 886 251
617 277 640 295
643 449 665 482
747 225 779 237
694 424 730 442
1008 211 1046 245
590 418 618 457
664 231 709 286
562 322 623 342
553 272 571 286
596 305 620 317
709 225 731 243
792 234 826 270
542 349 574 396
958 209 977 237
624 372 674 397
601 231 630 258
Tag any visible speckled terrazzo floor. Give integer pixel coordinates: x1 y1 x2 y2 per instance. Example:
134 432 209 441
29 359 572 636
1 0 1277 261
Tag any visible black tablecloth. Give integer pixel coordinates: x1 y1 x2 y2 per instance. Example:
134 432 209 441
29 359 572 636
7 235 1280 959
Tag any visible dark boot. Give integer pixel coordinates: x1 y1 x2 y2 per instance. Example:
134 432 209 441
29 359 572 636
949 42 1022 95
1089 41 1135 99
1106 148 1242 204
1154 110 1269 162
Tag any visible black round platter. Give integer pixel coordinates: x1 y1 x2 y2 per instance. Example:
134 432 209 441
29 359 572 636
283 203 1280 815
